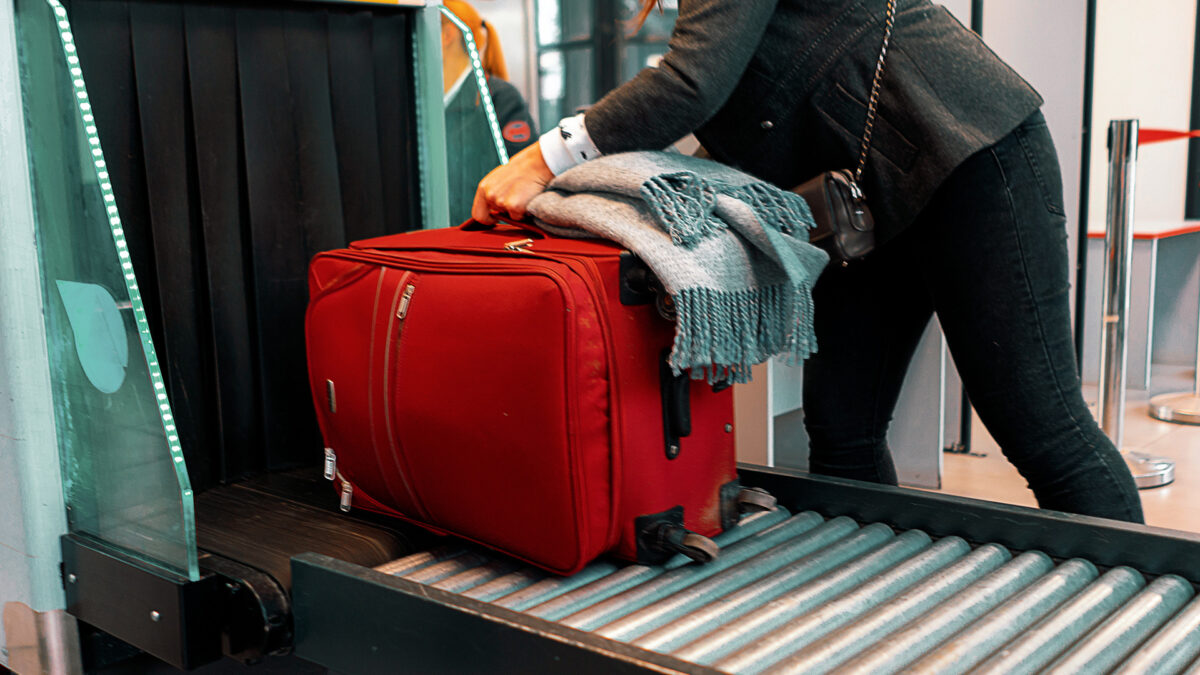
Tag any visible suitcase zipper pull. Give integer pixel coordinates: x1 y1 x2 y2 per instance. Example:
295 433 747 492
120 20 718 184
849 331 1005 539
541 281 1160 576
504 238 533 252
323 448 337 480
396 283 416 319
339 477 353 512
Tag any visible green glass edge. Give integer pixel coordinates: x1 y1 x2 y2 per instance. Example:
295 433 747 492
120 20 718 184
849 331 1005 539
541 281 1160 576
44 0 199 581
441 5 509 165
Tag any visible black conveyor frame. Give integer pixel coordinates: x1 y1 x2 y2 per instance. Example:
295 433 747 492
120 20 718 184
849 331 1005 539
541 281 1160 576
291 467 1200 674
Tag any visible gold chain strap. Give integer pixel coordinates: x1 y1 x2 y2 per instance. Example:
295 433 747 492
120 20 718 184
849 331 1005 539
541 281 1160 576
854 0 898 183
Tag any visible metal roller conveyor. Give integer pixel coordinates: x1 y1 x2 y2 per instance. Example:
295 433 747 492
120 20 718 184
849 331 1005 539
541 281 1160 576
372 508 1200 674
398 551 492 585
1043 575 1195 674
972 566 1148 675
1111 593 1200 675
430 559 523 593
528 511 825 623
372 546 464 576
482 506 792 612
596 522 895 642
731 544 1013 674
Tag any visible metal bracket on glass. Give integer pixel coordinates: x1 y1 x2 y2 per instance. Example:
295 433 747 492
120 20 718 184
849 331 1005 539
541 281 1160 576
61 534 224 670
62 533 294 669
1097 119 1174 489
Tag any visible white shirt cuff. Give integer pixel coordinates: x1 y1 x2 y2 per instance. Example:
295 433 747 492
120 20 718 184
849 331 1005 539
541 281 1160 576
538 113 603 176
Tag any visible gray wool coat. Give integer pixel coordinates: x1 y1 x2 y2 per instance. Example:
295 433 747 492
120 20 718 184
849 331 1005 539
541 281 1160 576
584 0 1043 247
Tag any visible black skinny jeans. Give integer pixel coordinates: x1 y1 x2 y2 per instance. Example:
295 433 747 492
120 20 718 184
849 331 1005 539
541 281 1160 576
802 111 1145 523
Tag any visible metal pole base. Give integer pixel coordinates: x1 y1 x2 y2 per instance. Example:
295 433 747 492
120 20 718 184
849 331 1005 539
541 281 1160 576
1148 392 1200 425
1124 451 1175 489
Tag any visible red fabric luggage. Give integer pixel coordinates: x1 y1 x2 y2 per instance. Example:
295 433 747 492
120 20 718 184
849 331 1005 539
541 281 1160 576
305 222 760 575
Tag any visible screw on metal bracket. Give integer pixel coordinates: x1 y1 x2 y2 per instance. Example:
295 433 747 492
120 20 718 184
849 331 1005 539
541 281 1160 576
150 611 161 622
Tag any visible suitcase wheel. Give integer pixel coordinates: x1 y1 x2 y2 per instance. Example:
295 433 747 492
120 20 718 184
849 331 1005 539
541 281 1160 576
677 533 720 564
736 487 778 515
641 521 720 564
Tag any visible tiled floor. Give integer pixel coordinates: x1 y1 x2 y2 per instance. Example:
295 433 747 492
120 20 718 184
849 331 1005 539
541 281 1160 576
932 365 1200 535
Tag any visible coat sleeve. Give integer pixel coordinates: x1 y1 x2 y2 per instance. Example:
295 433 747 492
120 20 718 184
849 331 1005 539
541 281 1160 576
584 0 779 154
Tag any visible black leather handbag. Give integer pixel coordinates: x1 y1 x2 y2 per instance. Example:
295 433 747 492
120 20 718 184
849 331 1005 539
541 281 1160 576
792 0 896 265
794 169 875 263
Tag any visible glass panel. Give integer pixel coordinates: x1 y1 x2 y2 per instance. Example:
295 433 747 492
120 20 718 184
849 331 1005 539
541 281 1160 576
14 0 198 579
537 0 594 46
563 46 596 114
537 46 593 134
560 0 594 43
538 48 566 127
620 0 677 39
620 0 677 82
440 6 508 226
537 0 561 45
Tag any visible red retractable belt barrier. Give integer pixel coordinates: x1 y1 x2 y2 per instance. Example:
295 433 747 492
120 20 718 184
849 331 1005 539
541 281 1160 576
1138 128 1200 145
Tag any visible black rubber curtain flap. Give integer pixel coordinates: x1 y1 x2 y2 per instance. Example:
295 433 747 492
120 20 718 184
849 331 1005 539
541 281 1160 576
235 7 322 471
327 11 388 241
185 3 259 482
65 0 421 490
130 0 219 489
369 12 420 239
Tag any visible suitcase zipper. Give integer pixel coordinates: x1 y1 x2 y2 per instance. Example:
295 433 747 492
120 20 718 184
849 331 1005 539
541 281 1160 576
396 283 416 319
382 275 435 522
324 447 337 480
339 473 353 512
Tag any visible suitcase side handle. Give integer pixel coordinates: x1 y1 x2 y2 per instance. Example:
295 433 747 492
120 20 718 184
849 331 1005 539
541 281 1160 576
660 350 691 460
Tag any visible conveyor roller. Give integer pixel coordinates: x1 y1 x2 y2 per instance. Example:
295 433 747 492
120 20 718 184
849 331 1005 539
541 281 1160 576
372 508 1200 674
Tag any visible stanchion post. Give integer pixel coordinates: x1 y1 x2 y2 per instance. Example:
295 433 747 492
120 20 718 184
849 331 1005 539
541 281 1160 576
1098 119 1175 488
1097 120 1137 446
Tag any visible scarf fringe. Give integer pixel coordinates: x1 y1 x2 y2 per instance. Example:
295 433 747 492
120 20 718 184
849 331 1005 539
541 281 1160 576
639 171 725 247
639 172 815 245
670 284 818 384
724 183 816 235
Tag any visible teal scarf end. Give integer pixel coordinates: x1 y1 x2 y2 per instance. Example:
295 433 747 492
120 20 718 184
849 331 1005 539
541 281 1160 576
670 284 818 384
726 183 817 236
639 171 726 247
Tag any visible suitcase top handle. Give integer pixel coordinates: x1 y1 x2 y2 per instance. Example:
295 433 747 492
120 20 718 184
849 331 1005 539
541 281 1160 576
461 219 548 239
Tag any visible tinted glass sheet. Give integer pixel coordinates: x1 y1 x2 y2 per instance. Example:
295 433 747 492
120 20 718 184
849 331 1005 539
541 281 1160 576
15 0 198 580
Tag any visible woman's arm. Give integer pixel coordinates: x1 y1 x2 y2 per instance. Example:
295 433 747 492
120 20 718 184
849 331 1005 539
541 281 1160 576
472 0 778 224
586 0 778 153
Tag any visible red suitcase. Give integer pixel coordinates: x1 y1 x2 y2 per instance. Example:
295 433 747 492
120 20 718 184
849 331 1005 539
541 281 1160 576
305 222 766 575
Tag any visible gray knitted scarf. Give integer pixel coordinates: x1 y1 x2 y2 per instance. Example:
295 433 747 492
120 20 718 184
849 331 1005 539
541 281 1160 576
527 151 828 383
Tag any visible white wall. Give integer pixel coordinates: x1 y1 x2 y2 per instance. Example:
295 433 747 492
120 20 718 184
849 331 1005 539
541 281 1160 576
938 0 972 22
1090 0 1197 228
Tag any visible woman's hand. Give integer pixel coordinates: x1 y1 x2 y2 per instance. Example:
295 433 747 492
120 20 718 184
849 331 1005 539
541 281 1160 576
472 142 555 224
